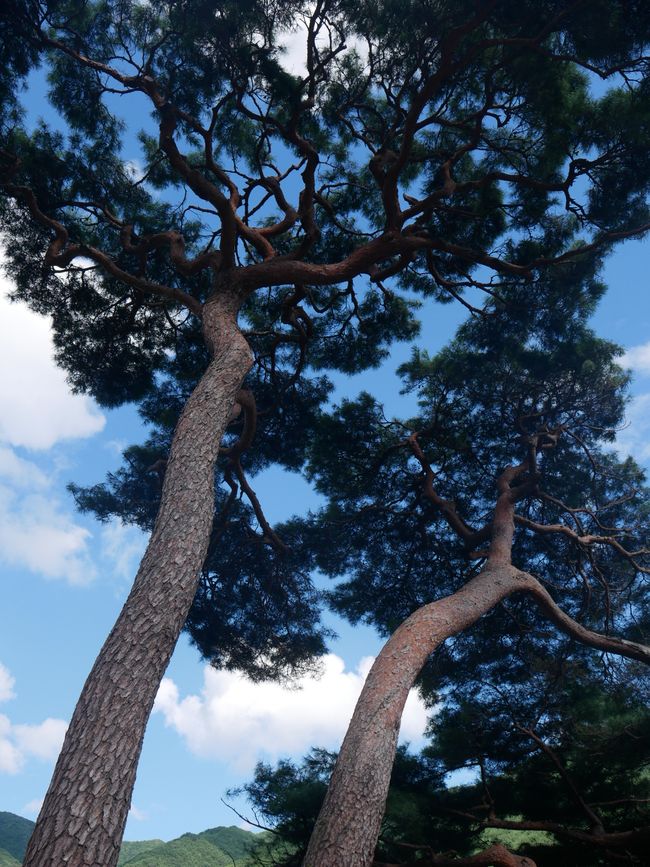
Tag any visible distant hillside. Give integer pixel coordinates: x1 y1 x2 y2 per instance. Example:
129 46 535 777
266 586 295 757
0 814 33 863
200 827 259 861
117 839 165 865
0 812 262 866
0 848 20 867
121 826 258 866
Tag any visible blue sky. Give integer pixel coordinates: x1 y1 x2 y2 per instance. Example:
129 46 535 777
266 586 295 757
2 23 650 845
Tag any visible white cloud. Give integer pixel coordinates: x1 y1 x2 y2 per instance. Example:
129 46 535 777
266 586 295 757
279 24 313 76
0 480 96 585
13 718 68 761
100 519 148 584
614 392 650 464
153 654 428 772
0 663 67 775
0 268 106 585
0 277 105 450
0 662 16 703
621 341 650 376
129 805 148 822
22 798 44 816
0 446 48 489
125 159 146 182
278 12 367 77
0 715 23 774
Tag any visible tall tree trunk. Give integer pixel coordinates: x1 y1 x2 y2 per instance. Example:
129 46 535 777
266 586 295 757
24 292 252 867
303 565 529 867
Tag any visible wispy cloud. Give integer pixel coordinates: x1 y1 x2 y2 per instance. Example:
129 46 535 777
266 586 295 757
0 663 15 704
0 472 96 585
128 805 148 822
22 798 44 816
100 519 148 585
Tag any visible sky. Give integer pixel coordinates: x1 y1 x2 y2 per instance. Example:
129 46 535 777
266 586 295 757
2 16 650 846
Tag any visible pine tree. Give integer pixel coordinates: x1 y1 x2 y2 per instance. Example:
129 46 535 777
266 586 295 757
2 2 650 865
299 274 650 864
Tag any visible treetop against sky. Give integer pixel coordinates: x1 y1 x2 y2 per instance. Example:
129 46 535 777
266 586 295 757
1 1 650 864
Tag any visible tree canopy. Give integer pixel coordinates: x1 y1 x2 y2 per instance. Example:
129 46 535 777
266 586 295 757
234 279 650 866
2 2 650 866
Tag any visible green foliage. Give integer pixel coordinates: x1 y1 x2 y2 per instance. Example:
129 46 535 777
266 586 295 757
234 747 448 866
239 677 650 865
0 850 20 867
301 266 648 655
2 0 650 411
228 253 650 863
2 3 650 864
232 749 336 862
117 840 165 866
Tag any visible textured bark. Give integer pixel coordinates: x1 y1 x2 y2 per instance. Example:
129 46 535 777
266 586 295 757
374 842 536 866
303 564 650 867
23 291 252 867
303 565 529 867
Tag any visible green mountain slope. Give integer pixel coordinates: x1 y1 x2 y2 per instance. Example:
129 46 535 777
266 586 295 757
0 812 260 867
198 827 258 861
121 829 252 867
0 813 34 862
0 848 21 867
117 839 165 865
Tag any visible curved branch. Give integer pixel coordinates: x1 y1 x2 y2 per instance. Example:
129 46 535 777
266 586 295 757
3 180 203 316
119 225 222 278
219 389 257 458
515 515 650 574
408 433 489 549
377 842 536 866
520 571 650 665
483 817 650 852
304 564 650 866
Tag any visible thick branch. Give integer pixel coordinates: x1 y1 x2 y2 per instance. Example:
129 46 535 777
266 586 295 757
408 434 489 548
375 842 536 866
483 817 650 852
520 571 650 665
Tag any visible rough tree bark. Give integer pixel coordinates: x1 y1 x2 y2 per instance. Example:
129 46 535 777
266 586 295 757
375 841 537 866
303 565 529 867
303 474 650 867
23 291 252 867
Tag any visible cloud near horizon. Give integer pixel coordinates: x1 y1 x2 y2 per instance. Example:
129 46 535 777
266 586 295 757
153 654 429 772
0 662 67 775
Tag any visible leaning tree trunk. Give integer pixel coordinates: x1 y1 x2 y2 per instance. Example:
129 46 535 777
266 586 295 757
24 292 252 867
303 565 530 867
